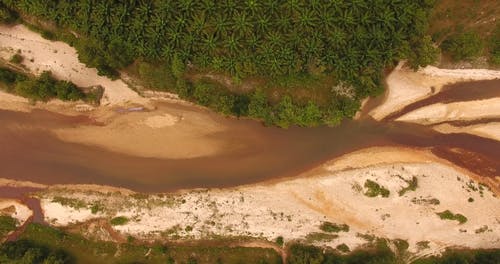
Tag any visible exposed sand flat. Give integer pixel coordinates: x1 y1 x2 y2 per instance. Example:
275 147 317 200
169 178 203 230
52 103 227 159
434 122 500 142
38 156 500 256
0 24 145 105
396 98 500 125
0 199 32 226
0 90 30 112
369 63 500 120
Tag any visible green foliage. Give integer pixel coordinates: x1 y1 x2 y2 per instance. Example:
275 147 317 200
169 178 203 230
13 223 282 264
0 0 436 126
0 2 17 23
10 53 23 64
398 176 418 196
276 236 284 247
436 210 468 224
0 239 73 264
0 67 91 103
319 222 349 233
408 35 439 69
110 216 129 226
364 180 390 198
441 31 484 61
336 243 350 253
412 249 500 264
490 25 500 65
0 215 17 238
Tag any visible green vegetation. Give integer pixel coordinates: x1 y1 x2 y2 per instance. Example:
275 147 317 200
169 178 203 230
0 67 101 104
490 25 500 65
110 216 129 226
398 176 418 196
364 179 390 198
305 233 338 243
319 222 349 233
1 223 282 264
0 0 436 127
9 53 23 64
275 236 284 247
436 210 468 224
0 215 17 238
413 248 500 264
441 31 484 61
1 239 74 264
336 243 350 253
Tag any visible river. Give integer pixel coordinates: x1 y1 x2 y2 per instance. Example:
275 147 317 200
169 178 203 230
0 80 499 193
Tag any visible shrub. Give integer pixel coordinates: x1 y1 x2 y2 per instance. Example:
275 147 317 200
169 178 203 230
364 180 390 198
398 176 418 196
436 210 468 224
275 236 284 247
319 222 349 233
336 243 350 253
110 216 129 226
441 31 484 61
10 53 24 64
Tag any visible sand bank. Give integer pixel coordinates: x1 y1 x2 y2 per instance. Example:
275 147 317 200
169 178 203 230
369 63 500 120
0 24 145 105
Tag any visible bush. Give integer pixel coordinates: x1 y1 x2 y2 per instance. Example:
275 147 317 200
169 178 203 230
436 210 468 224
0 215 17 237
364 180 390 198
275 236 284 247
441 31 484 61
10 53 24 64
319 222 349 233
110 216 129 226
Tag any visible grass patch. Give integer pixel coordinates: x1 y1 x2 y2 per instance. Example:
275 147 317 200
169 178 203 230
110 216 129 226
8 223 282 264
9 53 23 64
305 232 339 243
51 196 87 210
364 180 390 198
0 215 18 238
398 176 418 196
436 210 468 224
319 222 349 233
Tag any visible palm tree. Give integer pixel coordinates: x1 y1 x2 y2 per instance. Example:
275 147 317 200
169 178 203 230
232 11 252 36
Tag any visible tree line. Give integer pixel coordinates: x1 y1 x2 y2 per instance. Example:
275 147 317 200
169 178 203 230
0 67 101 104
1 0 437 127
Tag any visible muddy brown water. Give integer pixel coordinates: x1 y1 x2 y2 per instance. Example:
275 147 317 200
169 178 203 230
382 78 500 121
0 80 499 193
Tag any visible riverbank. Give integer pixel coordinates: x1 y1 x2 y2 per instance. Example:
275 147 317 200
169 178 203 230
27 146 498 258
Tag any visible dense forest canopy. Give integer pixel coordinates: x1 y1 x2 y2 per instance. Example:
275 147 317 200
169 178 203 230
0 0 436 127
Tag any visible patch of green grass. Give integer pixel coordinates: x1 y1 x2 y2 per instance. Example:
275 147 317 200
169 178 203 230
0 215 18 238
336 243 350 253
319 222 349 233
398 176 418 196
305 232 339 243
110 216 129 226
364 180 390 198
436 210 468 224
51 196 87 210
275 236 284 247
9 53 23 64
12 223 282 264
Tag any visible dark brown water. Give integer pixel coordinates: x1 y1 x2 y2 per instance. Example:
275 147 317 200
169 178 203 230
0 80 499 193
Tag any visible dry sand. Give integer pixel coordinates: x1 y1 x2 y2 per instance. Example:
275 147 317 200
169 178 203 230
0 24 145 105
369 63 500 120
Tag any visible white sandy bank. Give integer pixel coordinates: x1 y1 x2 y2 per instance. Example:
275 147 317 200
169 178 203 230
369 63 500 120
0 24 145 105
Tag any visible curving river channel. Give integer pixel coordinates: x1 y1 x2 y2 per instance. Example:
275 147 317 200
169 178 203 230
0 79 499 193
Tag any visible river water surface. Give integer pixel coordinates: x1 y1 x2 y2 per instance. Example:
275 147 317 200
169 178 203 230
0 80 499 193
